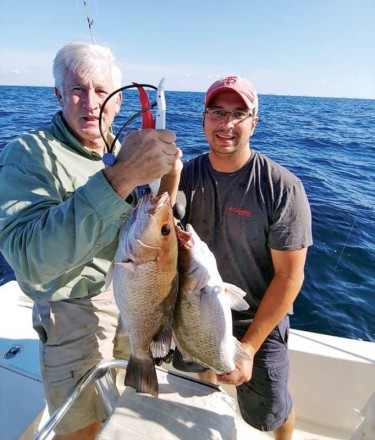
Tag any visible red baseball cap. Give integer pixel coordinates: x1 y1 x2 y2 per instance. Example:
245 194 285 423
205 75 258 115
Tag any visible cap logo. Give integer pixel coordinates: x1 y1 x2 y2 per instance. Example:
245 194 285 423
222 76 238 86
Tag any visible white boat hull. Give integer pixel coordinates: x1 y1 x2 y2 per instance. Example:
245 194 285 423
0 280 374 439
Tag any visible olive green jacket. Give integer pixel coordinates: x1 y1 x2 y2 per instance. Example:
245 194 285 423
0 112 136 301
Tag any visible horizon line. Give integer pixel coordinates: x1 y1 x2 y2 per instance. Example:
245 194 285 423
0 84 373 101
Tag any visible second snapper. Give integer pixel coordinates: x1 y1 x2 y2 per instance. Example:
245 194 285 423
109 189 178 397
174 224 250 374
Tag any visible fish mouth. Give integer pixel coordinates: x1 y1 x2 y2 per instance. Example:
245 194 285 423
140 189 171 215
151 191 170 210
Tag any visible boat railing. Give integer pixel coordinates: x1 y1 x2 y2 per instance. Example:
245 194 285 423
32 359 129 440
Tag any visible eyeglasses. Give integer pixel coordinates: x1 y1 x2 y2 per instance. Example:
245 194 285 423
203 108 254 123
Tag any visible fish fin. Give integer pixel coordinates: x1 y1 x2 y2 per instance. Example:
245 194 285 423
116 317 128 336
125 354 159 397
172 346 208 372
151 330 172 358
224 283 249 311
174 345 195 364
234 338 251 361
105 261 115 289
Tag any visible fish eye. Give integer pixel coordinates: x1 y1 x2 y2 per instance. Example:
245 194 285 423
161 224 171 236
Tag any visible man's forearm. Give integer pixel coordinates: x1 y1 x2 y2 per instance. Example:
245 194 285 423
241 272 303 353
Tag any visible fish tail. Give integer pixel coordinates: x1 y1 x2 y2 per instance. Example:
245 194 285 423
125 354 159 397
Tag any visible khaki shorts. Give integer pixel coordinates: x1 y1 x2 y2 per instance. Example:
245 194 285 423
32 290 130 435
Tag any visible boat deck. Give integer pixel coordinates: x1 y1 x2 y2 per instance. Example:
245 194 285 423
160 366 354 440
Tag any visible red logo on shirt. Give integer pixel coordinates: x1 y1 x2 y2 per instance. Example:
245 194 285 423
228 206 251 217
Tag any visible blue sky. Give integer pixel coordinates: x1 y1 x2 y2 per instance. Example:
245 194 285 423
1 0 374 98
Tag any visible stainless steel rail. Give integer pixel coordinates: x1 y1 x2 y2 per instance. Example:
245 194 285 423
32 359 128 440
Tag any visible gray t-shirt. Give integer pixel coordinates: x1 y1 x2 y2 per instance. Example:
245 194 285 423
179 151 312 316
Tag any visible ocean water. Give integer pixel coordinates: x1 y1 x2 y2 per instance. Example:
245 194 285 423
0 85 374 342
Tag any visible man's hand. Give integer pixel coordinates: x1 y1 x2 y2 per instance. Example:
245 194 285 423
103 129 179 199
217 342 256 386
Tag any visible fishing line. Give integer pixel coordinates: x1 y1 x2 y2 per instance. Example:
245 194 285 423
98 83 158 165
83 0 95 44
334 211 359 270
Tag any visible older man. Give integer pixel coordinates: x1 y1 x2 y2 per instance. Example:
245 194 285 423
0 42 181 439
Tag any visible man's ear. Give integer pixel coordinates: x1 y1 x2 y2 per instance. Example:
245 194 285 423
115 92 122 114
250 116 259 136
55 87 64 107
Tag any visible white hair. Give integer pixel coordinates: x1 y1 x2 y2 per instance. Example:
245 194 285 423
53 42 122 94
